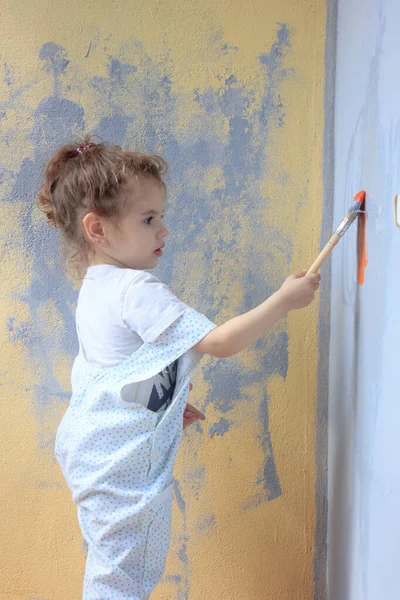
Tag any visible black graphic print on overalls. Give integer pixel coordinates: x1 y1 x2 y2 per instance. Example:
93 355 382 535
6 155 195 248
147 359 179 413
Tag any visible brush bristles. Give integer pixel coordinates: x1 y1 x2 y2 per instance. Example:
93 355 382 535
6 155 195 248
345 201 365 223
347 200 364 213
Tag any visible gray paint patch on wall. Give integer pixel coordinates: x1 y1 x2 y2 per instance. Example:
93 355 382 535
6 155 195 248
6 316 32 344
208 417 231 437
172 480 192 598
196 513 216 532
258 399 282 501
40 42 70 96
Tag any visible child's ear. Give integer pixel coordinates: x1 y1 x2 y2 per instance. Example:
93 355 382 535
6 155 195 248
82 212 107 246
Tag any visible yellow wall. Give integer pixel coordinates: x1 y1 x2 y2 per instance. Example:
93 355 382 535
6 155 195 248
0 0 327 598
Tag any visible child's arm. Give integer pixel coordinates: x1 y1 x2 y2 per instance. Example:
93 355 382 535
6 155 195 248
193 271 320 358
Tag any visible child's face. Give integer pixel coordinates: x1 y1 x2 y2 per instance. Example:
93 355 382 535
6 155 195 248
95 174 169 270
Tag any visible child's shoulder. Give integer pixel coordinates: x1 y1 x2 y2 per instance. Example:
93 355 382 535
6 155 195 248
84 265 175 309
78 266 168 314
83 264 163 288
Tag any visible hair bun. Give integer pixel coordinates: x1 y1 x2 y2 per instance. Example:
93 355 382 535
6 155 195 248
37 184 60 227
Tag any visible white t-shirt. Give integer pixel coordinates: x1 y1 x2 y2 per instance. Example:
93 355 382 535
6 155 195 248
75 264 190 413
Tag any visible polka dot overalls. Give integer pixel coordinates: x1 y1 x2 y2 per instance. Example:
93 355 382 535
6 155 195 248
55 309 216 599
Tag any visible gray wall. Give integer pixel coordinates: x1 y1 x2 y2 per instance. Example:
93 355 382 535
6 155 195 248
329 0 400 598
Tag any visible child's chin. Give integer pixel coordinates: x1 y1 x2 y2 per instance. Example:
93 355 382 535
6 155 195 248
147 255 159 268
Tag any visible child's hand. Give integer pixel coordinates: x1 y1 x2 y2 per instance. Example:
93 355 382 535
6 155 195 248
183 403 205 430
183 383 206 430
279 270 321 310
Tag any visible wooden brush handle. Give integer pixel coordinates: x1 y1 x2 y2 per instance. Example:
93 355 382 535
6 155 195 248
307 235 339 275
307 208 360 275
308 194 365 275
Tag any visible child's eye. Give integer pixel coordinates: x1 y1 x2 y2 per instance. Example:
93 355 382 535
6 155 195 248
144 213 165 225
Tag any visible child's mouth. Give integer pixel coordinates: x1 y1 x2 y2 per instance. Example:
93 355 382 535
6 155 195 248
154 248 163 257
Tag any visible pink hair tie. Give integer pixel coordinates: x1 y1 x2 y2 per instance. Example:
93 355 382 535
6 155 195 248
76 143 95 154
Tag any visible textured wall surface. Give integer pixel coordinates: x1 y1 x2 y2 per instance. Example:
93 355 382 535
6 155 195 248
0 1 327 598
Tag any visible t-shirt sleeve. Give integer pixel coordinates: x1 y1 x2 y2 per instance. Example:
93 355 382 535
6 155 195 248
122 271 189 343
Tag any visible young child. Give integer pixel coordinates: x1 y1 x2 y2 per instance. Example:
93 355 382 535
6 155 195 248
37 137 320 600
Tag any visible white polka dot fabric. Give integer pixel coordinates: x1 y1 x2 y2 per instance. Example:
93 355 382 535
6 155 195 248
55 308 216 599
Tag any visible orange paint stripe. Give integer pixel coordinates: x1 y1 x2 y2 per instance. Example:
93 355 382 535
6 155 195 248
356 191 367 285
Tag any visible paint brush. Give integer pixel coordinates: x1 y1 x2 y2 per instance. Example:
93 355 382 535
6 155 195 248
307 190 366 278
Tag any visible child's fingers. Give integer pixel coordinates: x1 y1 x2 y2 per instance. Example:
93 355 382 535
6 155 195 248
189 382 193 391
186 404 206 420
183 414 203 430
287 270 307 281
184 410 205 422
307 273 321 283
306 274 321 290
